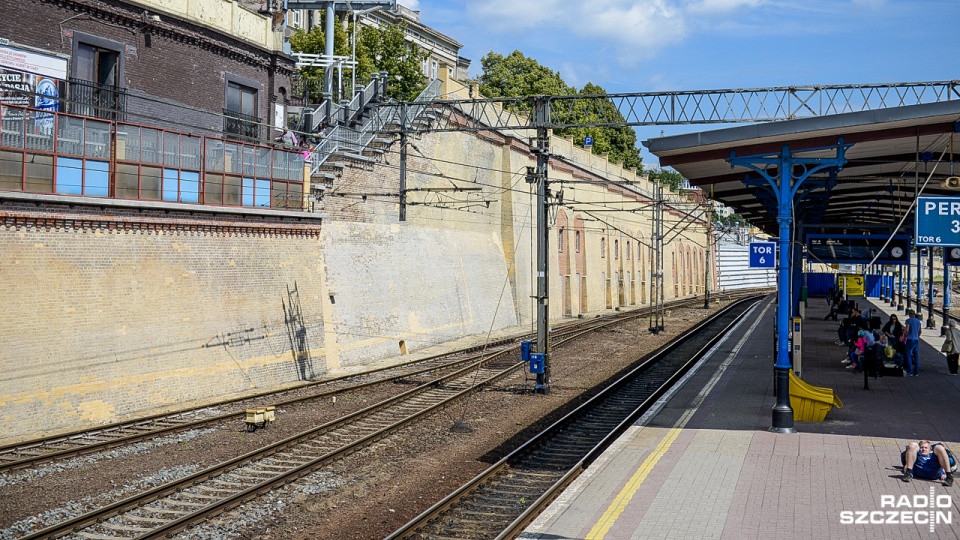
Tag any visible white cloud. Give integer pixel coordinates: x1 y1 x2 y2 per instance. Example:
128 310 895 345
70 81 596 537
465 0 687 67
685 0 767 14
398 0 419 10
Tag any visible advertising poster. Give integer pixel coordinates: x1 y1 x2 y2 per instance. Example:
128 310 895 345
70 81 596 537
0 45 67 134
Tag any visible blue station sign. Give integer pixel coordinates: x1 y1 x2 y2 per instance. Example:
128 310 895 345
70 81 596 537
916 196 960 246
749 242 776 268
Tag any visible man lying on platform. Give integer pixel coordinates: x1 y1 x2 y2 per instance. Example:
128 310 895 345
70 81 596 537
901 440 956 486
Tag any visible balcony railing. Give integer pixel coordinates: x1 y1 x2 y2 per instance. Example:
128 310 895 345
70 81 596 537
68 78 127 121
223 109 261 142
0 102 306 211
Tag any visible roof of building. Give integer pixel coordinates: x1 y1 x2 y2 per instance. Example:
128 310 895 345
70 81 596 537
643 100 960 236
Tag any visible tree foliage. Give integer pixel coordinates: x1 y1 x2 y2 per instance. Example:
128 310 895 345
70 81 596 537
479 51 573 98
290 14 428 101
645 167 685 192
358 23 428 101
478 51 642 170
713 212 750 228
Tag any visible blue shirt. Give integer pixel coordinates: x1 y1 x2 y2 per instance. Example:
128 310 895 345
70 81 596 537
905 317 922 340
913 450 945 480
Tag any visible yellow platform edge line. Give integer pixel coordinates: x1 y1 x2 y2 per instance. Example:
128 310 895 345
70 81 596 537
586 427 683 539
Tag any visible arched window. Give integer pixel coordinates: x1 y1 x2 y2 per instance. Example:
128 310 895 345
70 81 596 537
600 237 606 258
626 241 632 260
614 239 619 259
575 230 581 253
558 227 565 252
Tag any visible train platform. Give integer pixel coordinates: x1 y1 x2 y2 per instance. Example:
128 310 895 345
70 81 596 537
521 295 960 540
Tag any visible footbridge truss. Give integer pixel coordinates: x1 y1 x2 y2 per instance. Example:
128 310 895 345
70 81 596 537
380 81 960 132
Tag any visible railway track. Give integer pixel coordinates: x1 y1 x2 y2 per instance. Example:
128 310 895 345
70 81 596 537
0 292 761 474
14 294 769 540
386 295 762 540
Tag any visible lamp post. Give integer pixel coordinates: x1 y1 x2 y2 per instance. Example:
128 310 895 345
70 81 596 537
350 6 385 97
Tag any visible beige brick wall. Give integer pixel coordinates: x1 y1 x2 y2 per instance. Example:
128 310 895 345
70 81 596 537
320 221 518 367
0 215 326 440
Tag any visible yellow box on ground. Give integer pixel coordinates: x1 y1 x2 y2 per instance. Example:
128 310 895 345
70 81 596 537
788 371 843 422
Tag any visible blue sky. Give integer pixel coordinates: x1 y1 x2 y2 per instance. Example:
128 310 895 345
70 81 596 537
398 0 959 166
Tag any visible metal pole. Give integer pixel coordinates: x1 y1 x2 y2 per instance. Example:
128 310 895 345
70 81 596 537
351 11 356 98
943 249 951 332
917 248 924 317
906 248 913 314
323 3 336 98
772 146 796 434
399 102 407 222
704 203 711 309
928 247 937 329
897 267 904 310
534 98 551 393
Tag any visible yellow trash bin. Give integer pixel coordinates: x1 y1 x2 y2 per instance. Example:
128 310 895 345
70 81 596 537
788 371 843 422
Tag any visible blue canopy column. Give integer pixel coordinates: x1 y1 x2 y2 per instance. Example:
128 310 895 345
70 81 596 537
728 140 850 433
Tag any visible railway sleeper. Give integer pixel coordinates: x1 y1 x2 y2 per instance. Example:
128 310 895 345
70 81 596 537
262 457 312 467
463 495 525 509
254 463 296 471
178 491 223 500
450 509 509 520
530 448 591 460
487 477 557 491
195 484 240 494
139 505 192 515
100 521 154 533
163 499 211 507
222 472 271 483
116 514 171 524
431 523 497 537
499 469 560 480
77 531 134 540
481 485 549 498
207 479 247 488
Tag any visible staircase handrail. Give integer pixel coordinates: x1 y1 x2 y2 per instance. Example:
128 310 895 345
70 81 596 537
307 77 440 176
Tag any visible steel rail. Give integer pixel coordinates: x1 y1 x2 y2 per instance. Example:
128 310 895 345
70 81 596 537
386 296 762 540
20 350 526 540
0 340 517 472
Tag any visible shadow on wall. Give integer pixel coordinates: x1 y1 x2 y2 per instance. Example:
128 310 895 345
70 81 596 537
283 282 315 380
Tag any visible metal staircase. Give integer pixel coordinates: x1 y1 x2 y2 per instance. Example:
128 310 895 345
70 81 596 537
305 78 442 193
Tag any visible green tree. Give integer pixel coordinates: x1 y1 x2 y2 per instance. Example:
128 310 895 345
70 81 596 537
479 51 573 98
358 23 428 101
290 15 427 101
289 12 352 98
563 83 642 170
646 167 685 192
478 51 641 170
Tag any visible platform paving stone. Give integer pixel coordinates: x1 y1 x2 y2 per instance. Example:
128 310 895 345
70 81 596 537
522 295 960 540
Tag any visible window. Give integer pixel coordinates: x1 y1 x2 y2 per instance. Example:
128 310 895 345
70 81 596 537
626 241 632 260
600 237 606 258
224 76 260 141
55 157 109 196
430 60 438 80
575 230 581 253
558 227 564 252
614 239 619 259
71 34 124 119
